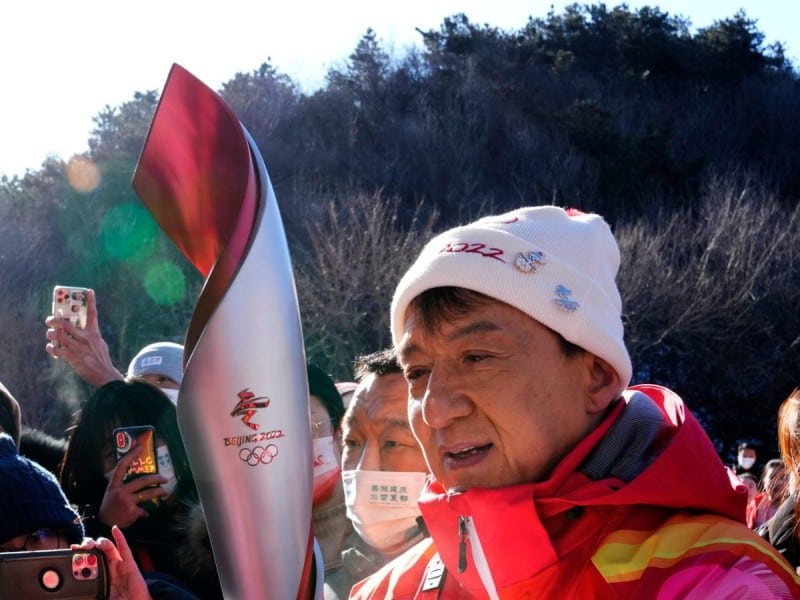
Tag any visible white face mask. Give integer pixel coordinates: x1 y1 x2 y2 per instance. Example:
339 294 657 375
342 469 427 554
312 436 340 507
160 388 179 404
156 444 178 496
739 457 756 470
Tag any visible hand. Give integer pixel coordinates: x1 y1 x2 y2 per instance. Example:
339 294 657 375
74 526 152 600
98 446 169 529
45 289 125 387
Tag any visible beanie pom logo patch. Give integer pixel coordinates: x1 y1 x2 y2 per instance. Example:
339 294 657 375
515 250 546 273
554 285 580 313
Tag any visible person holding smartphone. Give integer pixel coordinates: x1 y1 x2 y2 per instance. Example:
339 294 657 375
45 288 124 387
45 289 184 404
58 380 220 599
74 526 154 600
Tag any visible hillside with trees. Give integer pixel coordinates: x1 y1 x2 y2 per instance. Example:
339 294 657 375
1 3 798 462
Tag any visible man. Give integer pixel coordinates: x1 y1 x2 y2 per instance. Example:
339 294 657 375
734 441 762 479
351 206 800 598
333 348 429 596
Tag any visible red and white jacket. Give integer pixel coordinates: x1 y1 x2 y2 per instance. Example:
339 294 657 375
350 385 800 599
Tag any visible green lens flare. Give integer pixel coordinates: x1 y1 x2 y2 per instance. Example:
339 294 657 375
144 262 186 306
100 203 158 261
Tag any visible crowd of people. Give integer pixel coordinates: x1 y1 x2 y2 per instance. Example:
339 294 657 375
726 441 792 532
1 205 799 598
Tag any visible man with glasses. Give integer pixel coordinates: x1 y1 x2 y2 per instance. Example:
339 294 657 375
0 527 68 553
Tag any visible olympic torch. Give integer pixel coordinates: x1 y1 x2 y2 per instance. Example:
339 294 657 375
131 64 320 599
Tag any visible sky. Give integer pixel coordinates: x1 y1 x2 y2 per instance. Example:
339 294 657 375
2 1 797 179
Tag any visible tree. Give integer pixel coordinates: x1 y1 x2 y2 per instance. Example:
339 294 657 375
293 191 438 378
617 176 800 456
88 91 159 162
0 3 797 455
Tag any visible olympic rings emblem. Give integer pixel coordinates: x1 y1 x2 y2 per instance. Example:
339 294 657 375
239 444 279 466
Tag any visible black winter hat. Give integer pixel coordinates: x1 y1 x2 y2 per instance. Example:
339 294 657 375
0 434 83 545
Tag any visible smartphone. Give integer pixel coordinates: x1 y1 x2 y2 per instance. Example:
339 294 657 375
113 425 161 511
52 286 89 329
0 548 108 600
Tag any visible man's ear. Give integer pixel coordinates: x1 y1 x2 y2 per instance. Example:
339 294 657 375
584 354 621 414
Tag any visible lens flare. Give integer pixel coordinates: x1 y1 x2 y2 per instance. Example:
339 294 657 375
100 203 158 261
144 261 186 305
65 156 101 193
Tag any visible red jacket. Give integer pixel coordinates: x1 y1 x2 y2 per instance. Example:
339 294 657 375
350 385 800 598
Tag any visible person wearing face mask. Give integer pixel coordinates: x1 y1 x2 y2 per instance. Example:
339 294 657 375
58 379 221 599
330 348 429 597
127 342 184 404
733 441 763 480
0 429 201 600
306 363 353 599
45 288 184 404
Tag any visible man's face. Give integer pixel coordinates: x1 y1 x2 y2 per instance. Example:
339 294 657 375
341 372 428 473
398 297 599 491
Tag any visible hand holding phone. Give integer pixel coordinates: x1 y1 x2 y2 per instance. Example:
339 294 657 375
0 548 108 599
45 288 125 386
113 426 162 512
77 526 150 600
98 446 163 529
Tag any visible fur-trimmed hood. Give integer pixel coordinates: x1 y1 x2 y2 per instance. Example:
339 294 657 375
174 501 223 600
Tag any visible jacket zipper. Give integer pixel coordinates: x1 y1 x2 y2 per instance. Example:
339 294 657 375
458 516 469 573
458 515 500 600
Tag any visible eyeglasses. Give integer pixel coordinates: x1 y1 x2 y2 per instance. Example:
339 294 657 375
0 528 64 553
310 418 333 438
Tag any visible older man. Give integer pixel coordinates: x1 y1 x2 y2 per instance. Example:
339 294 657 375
351 206 799 598
329 348 429 597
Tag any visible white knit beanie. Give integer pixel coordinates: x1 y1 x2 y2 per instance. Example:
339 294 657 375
127 341 184 384
390 206 631 392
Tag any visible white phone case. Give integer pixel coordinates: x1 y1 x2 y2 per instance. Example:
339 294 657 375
52 285 89 329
